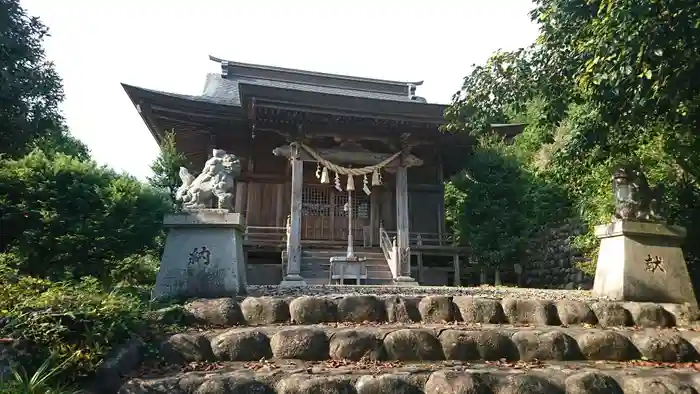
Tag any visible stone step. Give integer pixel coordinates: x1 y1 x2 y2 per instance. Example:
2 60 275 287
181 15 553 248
301 278 396 286
160 324 700 366
300 261 393 269
302 255 386 261
300 261 389 267
300 268 390 274
181 294 697 329
119 361 700 393
301 258 387 264
301 255 387 260
303 248 383 253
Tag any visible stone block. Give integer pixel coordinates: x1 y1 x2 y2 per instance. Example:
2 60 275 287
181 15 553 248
270 328 329 360
592 221 698 310
356 375 422 394
501 298 559 326
383 329 444 361
240 297 290 325
418 295 457 323
153 210 247 299
576 331 637 361
424 371 492 394
329 329 384 361
336 295 387 323
210 329 271 361
289 296 337 324
631 332 699 362
384 296 421 323
160 333 214 364
453 296 506 324
184 298 243 326
565 372 623 394
439 330 518 361
555 301 597 326
278 377 353 394
510 330 581 361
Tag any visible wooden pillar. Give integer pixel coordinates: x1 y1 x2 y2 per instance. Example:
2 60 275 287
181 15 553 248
394 160 415 283
244 157 254 226
369 191 379 246
281 142 306 285
453 253 461 286
417 253 424 283
234 181 247 214
275 183 285 226
437 153 445 245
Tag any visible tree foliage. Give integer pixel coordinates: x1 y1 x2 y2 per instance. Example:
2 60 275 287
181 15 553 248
0 2 182 388
148 130 190 207
445 0 700 277
0 0 69 158
0 150 170 282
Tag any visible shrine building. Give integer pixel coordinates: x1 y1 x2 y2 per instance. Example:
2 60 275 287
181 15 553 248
122 56 522 286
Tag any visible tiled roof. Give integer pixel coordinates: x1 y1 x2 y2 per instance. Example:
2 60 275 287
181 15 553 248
200 73 428 107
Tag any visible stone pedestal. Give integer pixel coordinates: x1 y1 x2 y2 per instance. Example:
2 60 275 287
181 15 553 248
592 220 697 308
153 210 247 300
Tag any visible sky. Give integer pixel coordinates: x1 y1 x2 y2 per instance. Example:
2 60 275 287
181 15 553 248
21 0 540 180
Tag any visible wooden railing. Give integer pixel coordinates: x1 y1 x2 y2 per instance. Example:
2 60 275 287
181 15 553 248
385 231 455 248
379 225 398 278
243 226 288 246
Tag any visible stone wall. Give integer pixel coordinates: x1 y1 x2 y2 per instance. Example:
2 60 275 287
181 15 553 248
523 219 594 290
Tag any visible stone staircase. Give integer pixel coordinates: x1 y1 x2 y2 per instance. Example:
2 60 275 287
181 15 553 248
112 287 700 394
299 247 394 285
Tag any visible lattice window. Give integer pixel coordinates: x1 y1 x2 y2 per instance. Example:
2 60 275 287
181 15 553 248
334 193 370 219
302 186 330 216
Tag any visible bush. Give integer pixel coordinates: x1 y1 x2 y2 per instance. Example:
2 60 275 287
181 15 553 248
0 150 171 282
445 134 571 271
0 271 148 382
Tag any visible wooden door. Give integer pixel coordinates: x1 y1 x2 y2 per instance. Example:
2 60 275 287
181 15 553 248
332 191 370 243
301 185 370 243
301 185 332 240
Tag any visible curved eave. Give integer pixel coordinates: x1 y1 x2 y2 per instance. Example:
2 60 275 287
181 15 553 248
121 83 245 143
491 123 527 138
240 83 447 125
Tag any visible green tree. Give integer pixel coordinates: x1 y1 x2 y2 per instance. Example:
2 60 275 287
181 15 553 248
0 0 68 158
148 130 190 207
28 127 90 161
0 150 170 281
445 0 700 281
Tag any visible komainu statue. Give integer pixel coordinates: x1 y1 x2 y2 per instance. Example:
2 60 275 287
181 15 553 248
176 149 241 211
612 164 664 222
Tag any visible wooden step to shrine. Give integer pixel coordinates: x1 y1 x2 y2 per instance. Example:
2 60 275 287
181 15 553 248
300 248 394 285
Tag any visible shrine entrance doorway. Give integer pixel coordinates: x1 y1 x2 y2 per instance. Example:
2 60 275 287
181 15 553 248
301 184 370 243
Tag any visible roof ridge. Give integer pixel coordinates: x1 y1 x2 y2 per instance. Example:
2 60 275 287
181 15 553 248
209 55 424 87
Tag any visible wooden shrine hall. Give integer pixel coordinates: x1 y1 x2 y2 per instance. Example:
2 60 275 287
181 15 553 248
122 56 523 286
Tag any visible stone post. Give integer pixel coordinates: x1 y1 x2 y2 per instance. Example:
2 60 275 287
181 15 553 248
281 142 306 286
592 220 698 312
153 210 247 299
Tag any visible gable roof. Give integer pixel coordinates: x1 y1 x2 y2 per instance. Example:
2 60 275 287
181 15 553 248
200 56 428 106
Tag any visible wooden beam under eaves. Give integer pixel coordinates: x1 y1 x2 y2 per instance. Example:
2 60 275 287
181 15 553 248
150 105 235 121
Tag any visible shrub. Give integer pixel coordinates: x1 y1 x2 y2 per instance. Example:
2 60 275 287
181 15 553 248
1 352 84 394
148 130 190 209
445 134 571 272
0 271 148 382
0 150 171 281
